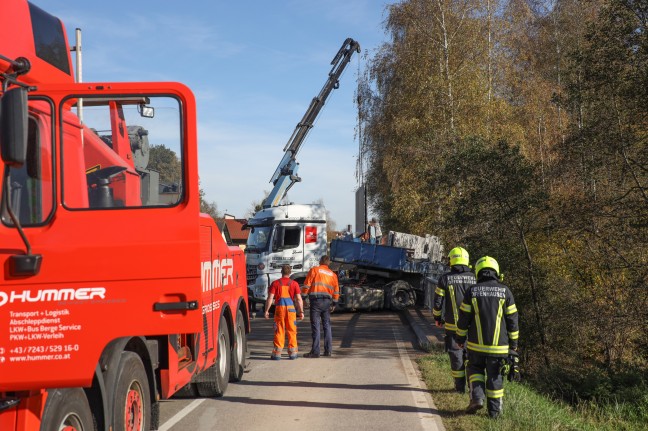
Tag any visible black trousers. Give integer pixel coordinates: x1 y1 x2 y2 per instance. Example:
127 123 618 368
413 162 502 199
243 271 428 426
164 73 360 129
445 333 466 391
309 297 332 355
466 351 505 415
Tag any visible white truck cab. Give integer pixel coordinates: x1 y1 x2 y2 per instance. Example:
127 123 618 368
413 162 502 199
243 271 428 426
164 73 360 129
245 204 327 303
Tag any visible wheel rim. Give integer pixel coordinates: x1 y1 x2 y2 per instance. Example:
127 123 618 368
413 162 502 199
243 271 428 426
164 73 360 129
59 414 83 431
235 323 244 364
125 381 144 431
393 289 410 309
218 331 227 376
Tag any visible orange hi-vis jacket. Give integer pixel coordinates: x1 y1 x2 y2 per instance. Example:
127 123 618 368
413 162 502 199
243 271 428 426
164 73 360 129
303 264 340 302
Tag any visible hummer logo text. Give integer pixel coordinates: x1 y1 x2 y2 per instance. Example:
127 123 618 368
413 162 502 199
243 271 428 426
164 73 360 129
201 259 234 292
0 288 106 307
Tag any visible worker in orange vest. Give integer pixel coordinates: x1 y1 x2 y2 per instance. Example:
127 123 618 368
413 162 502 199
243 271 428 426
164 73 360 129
302 255 340 358
264 264 304 360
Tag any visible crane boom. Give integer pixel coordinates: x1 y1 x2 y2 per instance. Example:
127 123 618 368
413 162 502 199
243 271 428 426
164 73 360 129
263 37 360 208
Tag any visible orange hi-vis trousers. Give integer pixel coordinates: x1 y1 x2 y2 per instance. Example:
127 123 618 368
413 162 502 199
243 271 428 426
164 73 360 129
272 285 298 357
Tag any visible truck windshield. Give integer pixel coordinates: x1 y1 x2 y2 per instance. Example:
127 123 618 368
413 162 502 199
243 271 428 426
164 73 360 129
246 226 272 252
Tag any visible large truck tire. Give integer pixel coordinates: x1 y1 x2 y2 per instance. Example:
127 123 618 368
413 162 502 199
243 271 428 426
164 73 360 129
230 309 247 382
41 388 94 431
196 314 230 397
385 280 415 310
112 351 151 431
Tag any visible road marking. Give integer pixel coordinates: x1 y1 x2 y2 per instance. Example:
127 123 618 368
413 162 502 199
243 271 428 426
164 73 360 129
392 328 444 431
158 398 205 431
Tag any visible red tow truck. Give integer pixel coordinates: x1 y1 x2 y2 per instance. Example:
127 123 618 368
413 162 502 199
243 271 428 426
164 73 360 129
0 1 249 430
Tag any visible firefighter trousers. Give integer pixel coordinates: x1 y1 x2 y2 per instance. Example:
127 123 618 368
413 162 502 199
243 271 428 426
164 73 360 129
467 352 504 416
445 333 466 392
272 305 298 357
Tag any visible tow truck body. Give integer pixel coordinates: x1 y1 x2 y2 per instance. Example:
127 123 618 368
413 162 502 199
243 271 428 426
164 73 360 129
0 2 248 430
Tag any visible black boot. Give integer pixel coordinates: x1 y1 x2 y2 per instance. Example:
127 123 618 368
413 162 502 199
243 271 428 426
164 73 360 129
454 378 466 394
465 398 484 414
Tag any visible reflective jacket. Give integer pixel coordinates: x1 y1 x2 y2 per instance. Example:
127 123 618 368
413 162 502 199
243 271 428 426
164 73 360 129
432 265 476 333
455 273 519 357
303 264 340 302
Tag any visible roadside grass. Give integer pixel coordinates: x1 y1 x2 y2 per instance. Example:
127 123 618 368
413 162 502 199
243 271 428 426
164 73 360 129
417 346 646 431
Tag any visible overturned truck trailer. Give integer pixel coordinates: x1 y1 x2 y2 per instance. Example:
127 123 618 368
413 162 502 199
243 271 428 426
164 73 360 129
330 232 447 311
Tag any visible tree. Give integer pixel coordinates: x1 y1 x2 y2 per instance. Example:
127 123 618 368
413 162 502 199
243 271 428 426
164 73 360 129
149 145 219 219
443 138 551 367
246 191 270 218
148 144 181 185
199 183 220 220
358 0 648 403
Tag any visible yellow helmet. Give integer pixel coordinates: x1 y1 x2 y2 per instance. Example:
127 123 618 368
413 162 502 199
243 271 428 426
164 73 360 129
475 256 499 277
448 247 469 266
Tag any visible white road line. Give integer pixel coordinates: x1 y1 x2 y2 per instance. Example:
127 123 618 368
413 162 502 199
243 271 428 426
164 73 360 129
392 327 445 431
157 398 206 431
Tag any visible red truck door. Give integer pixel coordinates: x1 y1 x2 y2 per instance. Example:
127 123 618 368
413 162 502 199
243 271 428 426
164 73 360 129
0 82 203 391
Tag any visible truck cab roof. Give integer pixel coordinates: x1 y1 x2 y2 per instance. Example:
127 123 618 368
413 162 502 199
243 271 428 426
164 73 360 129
247 203 327 226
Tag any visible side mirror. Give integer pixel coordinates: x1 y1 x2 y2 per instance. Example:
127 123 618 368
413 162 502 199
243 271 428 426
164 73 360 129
138 103 154 118
0 87 29 167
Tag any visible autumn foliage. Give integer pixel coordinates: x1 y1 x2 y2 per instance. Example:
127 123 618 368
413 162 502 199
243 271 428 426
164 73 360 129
358 0 647 404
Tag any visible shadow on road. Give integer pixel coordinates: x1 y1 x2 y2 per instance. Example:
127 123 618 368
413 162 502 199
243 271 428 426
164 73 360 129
233 379 430 393
218 395 442 416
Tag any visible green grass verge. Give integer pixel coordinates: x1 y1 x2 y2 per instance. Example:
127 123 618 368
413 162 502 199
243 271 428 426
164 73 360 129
417 346 646 431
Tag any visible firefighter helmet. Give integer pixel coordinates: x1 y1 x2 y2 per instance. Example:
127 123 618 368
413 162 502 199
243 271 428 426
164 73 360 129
448 247 469 266
475 256 499 277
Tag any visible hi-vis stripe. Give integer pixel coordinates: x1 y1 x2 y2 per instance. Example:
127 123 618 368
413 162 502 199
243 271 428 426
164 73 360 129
469 373 485 383
449 285 458 325
460 302 472 313
435 287 445 296
312 281 335 290
466 341 509 355
506 304 517 315
486 388 504 398
509 330 519 340
472 298 483 346
451 370 465 378
493 299 505 345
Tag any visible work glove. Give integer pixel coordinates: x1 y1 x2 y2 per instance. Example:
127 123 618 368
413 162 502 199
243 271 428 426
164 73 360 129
454 334 466 348
507 349 521 382
434 317 445 328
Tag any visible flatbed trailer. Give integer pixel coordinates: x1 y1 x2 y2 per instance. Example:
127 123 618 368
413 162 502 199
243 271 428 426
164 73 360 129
329 236 446 311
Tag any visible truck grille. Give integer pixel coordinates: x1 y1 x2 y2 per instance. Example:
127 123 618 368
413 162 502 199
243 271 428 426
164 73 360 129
246 264 257 284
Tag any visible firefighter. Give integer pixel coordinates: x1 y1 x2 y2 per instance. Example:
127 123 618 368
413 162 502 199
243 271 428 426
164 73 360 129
264 264 304 360
302 255 340 358
432 246 476 393
455 256 519 419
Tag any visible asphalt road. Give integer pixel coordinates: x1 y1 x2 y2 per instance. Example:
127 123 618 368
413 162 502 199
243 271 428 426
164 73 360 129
157 310 445 431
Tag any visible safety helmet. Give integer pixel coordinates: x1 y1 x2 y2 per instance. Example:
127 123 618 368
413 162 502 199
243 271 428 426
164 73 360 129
475 256 499 277
448 247 469 266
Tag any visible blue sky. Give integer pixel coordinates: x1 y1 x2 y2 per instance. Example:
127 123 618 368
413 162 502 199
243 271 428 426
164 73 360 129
33 0 391 230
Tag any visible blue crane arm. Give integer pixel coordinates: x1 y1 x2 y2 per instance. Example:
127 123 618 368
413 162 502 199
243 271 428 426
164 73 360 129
263 38 360 209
